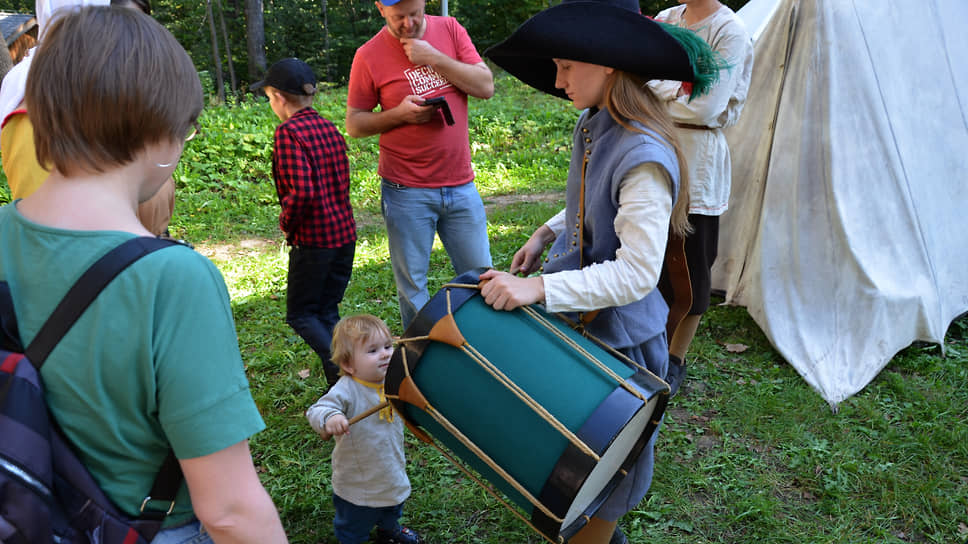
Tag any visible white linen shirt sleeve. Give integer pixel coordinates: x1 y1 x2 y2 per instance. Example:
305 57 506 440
646 79 682 103
657 8 754 128
542 162 672 313
664 28 753 128
544 208 566 238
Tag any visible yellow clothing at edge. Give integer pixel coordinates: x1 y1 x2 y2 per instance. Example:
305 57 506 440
1 111 175 235
1 112 48 200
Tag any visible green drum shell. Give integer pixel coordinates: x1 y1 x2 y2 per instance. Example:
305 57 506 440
386 277 665 539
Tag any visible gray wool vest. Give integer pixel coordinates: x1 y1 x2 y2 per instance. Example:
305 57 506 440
543 108 680 369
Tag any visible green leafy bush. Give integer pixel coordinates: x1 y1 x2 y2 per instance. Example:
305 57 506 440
168 72 573 243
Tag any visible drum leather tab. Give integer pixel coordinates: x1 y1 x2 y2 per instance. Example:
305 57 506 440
404 419 433 444
428 313 466 347
397 375 430 410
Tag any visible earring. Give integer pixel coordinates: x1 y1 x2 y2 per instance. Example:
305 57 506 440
155 152 179 168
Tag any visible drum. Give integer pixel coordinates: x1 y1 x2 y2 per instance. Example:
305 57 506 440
385 270 669 543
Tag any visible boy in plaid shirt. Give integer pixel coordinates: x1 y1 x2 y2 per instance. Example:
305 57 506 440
252 58 356 386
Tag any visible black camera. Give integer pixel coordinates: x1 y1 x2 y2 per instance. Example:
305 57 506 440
421 96 455 126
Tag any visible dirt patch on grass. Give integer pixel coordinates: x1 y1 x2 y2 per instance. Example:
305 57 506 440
196 190 565 258
667 404 722 454
196 237 277 261
482 190 564 211
355 190 565 229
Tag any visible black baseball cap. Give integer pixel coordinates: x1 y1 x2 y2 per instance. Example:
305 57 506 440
249 58 317 95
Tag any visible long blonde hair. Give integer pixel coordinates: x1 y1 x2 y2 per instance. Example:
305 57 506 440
603 70 692 237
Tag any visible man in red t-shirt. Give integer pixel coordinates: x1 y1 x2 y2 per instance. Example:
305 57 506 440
346 0 494 329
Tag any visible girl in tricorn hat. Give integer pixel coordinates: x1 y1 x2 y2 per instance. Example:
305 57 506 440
479 1 723 542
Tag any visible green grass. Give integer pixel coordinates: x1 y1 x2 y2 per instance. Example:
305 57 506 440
2 74 967 544
162 75 575 245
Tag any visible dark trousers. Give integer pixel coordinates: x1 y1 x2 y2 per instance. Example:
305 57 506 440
681 213 719 315
285 242 355 381
333 493 404 544
658 214 719 316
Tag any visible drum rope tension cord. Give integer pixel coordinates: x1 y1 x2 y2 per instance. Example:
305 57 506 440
377 283 666 543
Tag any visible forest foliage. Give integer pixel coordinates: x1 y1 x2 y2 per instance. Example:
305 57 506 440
1 0 748 98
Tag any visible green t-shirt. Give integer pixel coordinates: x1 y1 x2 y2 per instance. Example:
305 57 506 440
0 202 266 525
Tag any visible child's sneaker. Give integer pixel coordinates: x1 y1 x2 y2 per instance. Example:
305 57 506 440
375 526 423 544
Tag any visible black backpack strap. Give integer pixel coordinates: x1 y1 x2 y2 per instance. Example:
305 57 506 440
137 451 183 522
20 236 185 525
25 236 178 366
0 282 24 352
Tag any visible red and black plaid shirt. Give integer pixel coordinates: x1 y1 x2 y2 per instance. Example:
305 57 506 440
271 108 356 248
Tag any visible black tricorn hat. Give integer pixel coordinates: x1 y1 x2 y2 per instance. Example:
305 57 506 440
485 0 704 100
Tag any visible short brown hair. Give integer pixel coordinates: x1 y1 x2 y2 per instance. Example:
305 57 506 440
331 315 393 372
25 6 202 175
267 86 315 110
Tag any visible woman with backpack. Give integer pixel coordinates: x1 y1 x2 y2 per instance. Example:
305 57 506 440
0 6 287 543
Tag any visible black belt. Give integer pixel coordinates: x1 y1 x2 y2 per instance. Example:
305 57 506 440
674 122 716 131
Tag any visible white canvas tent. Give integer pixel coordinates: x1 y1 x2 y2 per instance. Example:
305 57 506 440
714 0 968 409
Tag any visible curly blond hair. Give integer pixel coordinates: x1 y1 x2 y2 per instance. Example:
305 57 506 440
330 314 393 374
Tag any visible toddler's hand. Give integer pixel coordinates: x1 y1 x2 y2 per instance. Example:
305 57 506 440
324 414 350 437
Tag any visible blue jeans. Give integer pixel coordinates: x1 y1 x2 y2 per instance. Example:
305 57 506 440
333 493 405 544
381 179 491 329
88 519 210 544
286 242 355 380
149 520 211 544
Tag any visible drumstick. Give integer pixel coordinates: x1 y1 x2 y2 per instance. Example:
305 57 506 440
348 401 390 426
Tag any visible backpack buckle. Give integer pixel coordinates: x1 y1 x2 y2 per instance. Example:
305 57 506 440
140 496 176 516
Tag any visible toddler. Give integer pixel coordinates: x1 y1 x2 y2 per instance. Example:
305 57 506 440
306 315 423 544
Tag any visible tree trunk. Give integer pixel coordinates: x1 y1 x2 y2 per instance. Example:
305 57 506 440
214 0 238 101
206 0 226 103
322 0 331 81
244 0 266 83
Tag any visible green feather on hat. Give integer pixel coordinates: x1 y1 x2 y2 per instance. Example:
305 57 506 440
656 20 728 99
485 0 727 102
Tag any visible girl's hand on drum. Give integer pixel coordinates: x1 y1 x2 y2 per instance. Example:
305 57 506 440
510 225 556 276
479 269 545 311
510 242 542 276
324 414 350 437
